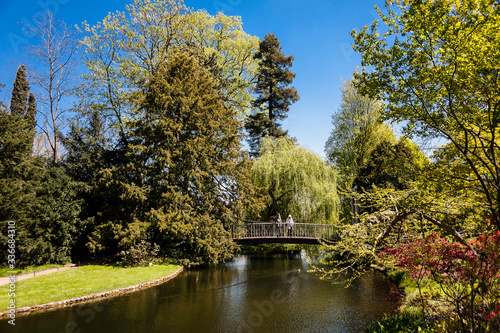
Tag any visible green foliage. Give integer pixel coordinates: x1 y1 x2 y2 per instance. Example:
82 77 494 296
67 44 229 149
325 72 397 222
0 158 82 265
3 65 37 157
131 52 245 263
9 65 29 117
60 109 116 258
146 208 237 265
313 175 484 287
246 33 299 156
321 5 500 329
384 232 500 332
78 53 252 264
252 137 338 222
62 110 111 203
1 70 79 265
0 1 268 268
0 109 32 173
183 10 259 112
352 0 500 228
0 96 21 242
81 0 258 142
355 137 427 192
120 240 160 267
325 72 395 188
26 92 36 150
245 111 287 156
366 311 430 333
314 209 396 284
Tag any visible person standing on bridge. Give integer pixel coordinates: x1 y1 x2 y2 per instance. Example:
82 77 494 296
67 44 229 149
286 215 294 237
275 213 282 237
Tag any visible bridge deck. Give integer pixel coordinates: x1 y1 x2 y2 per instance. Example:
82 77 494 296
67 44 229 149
233 237 325 245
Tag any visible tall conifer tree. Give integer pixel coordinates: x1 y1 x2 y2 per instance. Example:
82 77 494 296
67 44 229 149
246 33 299 156
5 66 36 157
10 65 29 117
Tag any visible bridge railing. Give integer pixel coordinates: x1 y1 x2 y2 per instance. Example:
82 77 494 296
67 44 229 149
231 222 337 240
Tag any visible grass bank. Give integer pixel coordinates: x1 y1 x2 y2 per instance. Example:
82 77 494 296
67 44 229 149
0 264 181 309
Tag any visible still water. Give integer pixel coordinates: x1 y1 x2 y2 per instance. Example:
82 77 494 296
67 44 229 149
5 252 397 333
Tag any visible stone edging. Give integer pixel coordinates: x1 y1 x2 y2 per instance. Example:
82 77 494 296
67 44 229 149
0 266 184 317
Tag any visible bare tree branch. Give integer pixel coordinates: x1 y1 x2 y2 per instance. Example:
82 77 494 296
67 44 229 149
24 11 81 163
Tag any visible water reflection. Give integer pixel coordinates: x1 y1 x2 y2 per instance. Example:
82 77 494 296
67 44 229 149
2 251 397 333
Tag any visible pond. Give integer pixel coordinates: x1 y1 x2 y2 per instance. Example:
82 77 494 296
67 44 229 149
4 251 398 332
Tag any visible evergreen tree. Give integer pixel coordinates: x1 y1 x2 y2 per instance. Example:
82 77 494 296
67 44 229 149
0 157 82 265
1 69 79 266
0 109 31 178
245 111 278 155
61 109 123 258
26 92 37 152
27 93 36 131
63 110 109 188
132 52 247 263
10 65 29 117
246 33 299 156
6 66 37 156
84 53 255 263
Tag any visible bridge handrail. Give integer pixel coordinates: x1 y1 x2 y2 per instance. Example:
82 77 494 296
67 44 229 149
231 222 336 240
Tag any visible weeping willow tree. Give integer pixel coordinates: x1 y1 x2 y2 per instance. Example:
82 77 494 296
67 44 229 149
252 137 339 223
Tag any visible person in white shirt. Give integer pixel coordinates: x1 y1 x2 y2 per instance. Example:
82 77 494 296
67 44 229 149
286 215 294 237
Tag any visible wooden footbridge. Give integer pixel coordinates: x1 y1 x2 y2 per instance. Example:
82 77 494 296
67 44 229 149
231 222 337 245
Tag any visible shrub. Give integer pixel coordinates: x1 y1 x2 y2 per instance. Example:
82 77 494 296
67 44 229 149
366 311 429 333
382 232 500 332
120 240 160 267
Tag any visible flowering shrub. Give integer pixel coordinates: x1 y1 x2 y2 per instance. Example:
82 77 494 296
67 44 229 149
381 232 500 332
382 275 404 302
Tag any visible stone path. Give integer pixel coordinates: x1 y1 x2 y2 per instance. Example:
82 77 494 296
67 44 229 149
0 264 77 286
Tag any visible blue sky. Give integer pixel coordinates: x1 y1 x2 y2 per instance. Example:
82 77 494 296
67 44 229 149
0 0 384 158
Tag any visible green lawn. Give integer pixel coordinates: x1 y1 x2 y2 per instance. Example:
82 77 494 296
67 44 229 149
0 264 181 309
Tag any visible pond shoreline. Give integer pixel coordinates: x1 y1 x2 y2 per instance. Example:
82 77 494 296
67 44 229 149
0 266 184 318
